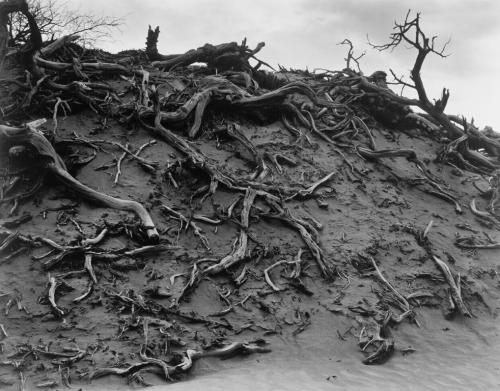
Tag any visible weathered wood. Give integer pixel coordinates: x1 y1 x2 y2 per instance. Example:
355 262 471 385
0 122 159 241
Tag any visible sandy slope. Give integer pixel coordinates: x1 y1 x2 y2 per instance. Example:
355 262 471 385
1 90 499 390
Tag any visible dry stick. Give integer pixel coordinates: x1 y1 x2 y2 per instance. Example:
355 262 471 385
19 371 26 391
0 323 8 338
264 260 288 291
73 282 93 303
91 341 269 381
84 254 97 284
188 89 213 138
281 114 312 145
263 201 332 278
357 145 462 212
49 163 159 241
287 171 337 200
90 362 153 380
176 341 271 372
167 172 178 188
487 173 500 214
264 254 304 291
226 123 269 180
114 143 128 185
47 275 65 317
353 116 376 150
52 97 70 137
290 248 304 278
455 240 500 250
138 318 171 380
304 110 357 174
192 214 221 225
160 205 210 250
134 139 157 157
421 219 434 241
73 134 158 170
226 196 242 218
203 188 256 275
470 198 499 225
35 56 129 73
423 188 462 214
369 257 410 311
0 123 159 241
82 228 108 246
432 255 471 317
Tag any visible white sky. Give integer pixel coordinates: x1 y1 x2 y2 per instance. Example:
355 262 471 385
77 0 500 131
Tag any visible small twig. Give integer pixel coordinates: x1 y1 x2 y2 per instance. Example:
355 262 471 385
81 228 108 246
84 254 97 284
369 257 410 311
420 219 433 242
47 275 65 317
114 143 128 185
0 323 8 338
264 260 288 291
287 171 336 200
52 97 70 137
134 139 157 157
432 255 471 317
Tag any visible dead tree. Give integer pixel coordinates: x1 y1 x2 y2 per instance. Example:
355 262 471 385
145 24 160 60
360 10 500 169
0 0 41 68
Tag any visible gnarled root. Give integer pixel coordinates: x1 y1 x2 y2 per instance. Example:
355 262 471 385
90 340 270 381
203 188 256 275
0 122 159 242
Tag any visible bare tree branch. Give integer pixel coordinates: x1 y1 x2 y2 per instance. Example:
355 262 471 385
338 38 365 72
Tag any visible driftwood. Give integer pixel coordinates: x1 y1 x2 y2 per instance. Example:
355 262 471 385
0 122 159 241
1 3 499 379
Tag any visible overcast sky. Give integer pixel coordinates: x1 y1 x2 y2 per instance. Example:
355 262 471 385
76 0 500 131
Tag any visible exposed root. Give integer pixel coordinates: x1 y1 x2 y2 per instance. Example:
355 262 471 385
262 200 333 278
287 170 337 200
0 123 159 242
432 255 471 317
47 275 66 317
369 256 410 311
203 188 256 274
90 340 270 382
114 143 128 185
160 204 210 250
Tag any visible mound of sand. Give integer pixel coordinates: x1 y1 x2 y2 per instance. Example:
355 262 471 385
0 5 499 390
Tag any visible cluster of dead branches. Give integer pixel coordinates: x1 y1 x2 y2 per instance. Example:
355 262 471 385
0 3 498 385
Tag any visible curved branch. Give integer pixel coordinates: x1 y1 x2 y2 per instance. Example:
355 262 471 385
0 122 159 242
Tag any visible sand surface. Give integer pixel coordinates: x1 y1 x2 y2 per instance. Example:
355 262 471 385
1 81 499 390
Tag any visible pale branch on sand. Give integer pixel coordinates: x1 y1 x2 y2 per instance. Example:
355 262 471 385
160 204 210 250
90 340 270 381
0 122 159 241
203 188 256 274
261 200 333 278
47 274 65 317
432 255 471 317
369 256 410 311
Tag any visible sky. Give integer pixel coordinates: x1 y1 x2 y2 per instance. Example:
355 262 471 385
75 0 500 131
